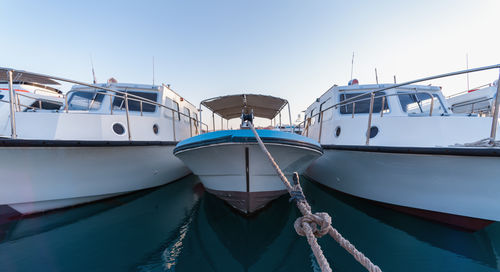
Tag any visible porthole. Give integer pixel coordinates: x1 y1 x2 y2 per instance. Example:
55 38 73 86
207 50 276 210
335 126 341 137
369 126 379 138
153 124 159 134
112 123 125 135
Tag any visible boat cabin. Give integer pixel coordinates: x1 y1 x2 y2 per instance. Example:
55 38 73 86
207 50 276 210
304 83 449 124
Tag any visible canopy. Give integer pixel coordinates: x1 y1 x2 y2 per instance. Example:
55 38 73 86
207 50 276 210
201 94 288 119
0 70 60 85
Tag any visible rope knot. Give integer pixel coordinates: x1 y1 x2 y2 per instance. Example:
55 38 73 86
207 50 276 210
294 212 332 238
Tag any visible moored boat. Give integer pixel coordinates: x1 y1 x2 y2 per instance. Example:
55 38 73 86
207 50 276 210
302 64 500 231
174 94 322 214
0 68 201 217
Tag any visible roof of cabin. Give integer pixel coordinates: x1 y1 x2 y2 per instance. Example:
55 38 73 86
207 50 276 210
201 94 288 119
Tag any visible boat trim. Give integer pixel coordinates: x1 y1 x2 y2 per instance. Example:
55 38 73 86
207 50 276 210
323 144 500 157
174 136 323 155
0 139 178 147
174 135 323 154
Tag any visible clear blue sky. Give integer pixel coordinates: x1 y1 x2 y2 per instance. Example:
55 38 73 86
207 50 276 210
2 0 499 125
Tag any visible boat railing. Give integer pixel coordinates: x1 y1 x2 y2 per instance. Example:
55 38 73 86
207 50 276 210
446 83 493 99
0 68 209 141
298 64 500 145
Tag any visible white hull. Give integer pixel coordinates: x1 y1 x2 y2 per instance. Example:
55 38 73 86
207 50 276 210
176 142 321 213
0 144 190 215
306 148 500 228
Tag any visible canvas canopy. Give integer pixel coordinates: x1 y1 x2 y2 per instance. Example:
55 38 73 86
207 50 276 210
0 70 60 85
201 94 288 120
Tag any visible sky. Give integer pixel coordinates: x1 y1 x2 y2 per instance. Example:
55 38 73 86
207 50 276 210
1 0 500 127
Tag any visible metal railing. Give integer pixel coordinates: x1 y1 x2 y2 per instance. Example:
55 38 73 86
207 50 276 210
299 64 500 145
1 68 208 141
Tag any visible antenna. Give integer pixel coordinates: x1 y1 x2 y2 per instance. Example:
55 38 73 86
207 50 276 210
393 75 397 84
375 68 379 84
90 54 97 84
466 53 470 91
350 52 355 80
152 56 155 86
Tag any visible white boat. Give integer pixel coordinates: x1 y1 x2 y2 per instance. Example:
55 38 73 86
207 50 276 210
174 94 322 214
302 65 500 231
447 80 498 115
0 68 201 217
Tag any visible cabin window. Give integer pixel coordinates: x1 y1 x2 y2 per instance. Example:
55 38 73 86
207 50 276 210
25 100 62 111
0 95 4 100
339 92 388 114
113 91 157 113
309 109 316 125
68 91 105 111
398 92 446 114
173 101 180 120
184 107 191 122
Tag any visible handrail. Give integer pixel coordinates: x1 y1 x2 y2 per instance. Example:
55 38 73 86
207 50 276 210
1 68 210 140
299 64 500 145
446 83 493 99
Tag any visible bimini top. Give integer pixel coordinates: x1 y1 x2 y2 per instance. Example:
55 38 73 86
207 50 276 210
201 94 288 120
0 70 61 85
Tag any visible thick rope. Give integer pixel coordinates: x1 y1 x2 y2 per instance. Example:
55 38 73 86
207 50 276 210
248 122 382 272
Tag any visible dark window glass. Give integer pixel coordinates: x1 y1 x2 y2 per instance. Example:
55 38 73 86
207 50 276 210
339 92 388 114
25 100 62 111
68 91 104 111
113 91 158 113
0 95 4 100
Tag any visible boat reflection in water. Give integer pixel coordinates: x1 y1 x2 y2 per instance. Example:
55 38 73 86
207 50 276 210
2 175 500 271
166 177 500 272
0 176 202 272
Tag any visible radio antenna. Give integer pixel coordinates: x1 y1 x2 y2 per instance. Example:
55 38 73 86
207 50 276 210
90 54 97 84
375 68 379 84
152 56 155 86
350 52 355 80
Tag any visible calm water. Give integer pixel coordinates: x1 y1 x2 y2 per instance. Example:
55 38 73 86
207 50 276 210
1 175 500 272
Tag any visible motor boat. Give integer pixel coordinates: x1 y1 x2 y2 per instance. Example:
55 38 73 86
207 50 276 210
0 68 201 217
447 80 498 115
302 65 500 231
174 94 322 214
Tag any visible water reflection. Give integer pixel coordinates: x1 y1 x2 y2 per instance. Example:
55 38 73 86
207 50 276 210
0 176 202 272
1 175 500 272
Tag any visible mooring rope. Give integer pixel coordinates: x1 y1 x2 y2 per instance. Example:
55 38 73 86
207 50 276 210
248 122 382 272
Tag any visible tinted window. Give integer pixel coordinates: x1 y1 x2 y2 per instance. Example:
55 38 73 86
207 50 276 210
25 100 62 111
113 91 158 112
68 91 105 111
339 92 388 114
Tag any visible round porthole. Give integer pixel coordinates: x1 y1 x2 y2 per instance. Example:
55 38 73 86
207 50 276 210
112 123 125 135
335 126 341 137
153 124 159 134
369 126 379 138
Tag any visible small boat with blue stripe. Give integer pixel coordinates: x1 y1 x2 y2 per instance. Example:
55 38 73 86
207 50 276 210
174 94 322 214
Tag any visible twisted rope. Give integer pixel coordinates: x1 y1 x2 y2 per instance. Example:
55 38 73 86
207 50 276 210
248 122 381 272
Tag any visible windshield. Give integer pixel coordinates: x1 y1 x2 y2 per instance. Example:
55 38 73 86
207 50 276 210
398 92 447 115
67 90 105 111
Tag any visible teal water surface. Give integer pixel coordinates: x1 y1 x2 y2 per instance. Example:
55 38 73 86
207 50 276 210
1 175 500 272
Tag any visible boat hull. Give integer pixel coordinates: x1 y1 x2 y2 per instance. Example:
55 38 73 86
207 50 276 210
0 142 190 216
306 146 500 230
176 142 321 213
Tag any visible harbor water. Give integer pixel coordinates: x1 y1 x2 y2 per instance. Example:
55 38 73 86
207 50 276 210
1 175 500 272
